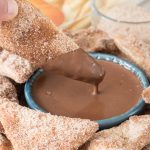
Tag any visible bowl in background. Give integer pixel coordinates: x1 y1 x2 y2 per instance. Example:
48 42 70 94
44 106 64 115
91 0 150 50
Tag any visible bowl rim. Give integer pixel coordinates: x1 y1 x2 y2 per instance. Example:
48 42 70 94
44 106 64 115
24 53 149 130
91 0 150 24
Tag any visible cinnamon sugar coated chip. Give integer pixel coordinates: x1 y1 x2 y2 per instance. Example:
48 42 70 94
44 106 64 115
0 101 98 150
83 115 150 150
115 37 150 78
66 28 119 54
0 0 78 68
0 76 18 133
142 87 150 104
0 76 18 103
0 49 33 83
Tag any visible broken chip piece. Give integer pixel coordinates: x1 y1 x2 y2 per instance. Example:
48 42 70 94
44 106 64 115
83 115 150 150
0 101 98 150
142 87 150 104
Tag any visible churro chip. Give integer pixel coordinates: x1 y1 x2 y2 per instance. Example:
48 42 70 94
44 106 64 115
0 76 18 133
115 36 150 78
0 76 17 102
0 0 78 67
0 101 98 150
0 134 12 150
67 28 119 54
0 49 33 83
142 87 150 104
84 115 150 150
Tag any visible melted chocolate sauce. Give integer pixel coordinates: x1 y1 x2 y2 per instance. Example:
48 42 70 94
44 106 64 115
33 59 143 120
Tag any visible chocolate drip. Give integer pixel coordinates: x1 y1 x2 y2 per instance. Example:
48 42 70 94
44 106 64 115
43 49 105 88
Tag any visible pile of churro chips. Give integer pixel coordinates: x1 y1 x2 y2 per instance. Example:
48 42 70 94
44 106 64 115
0 0 149 149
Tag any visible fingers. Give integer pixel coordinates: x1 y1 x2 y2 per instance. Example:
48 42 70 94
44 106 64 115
0 0 18 21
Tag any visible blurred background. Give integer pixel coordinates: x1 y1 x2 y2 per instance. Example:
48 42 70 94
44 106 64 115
28 0 150 30
28 0 93 30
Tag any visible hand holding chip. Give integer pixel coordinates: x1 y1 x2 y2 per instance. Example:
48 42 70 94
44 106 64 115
0 0 18 21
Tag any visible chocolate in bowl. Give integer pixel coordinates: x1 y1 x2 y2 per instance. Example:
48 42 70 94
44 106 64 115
24 53 149 129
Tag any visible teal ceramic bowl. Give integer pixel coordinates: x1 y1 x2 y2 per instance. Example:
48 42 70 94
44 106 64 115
24 53 149 130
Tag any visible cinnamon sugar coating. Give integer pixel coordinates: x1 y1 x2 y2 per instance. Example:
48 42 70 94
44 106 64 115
0 101 98 150
115 37 150 78
66 28 119 54
84 115 150 150
142 87 150 104
0 49 33 83
0 76 18 103
0 0 78 68
0 76 18 133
